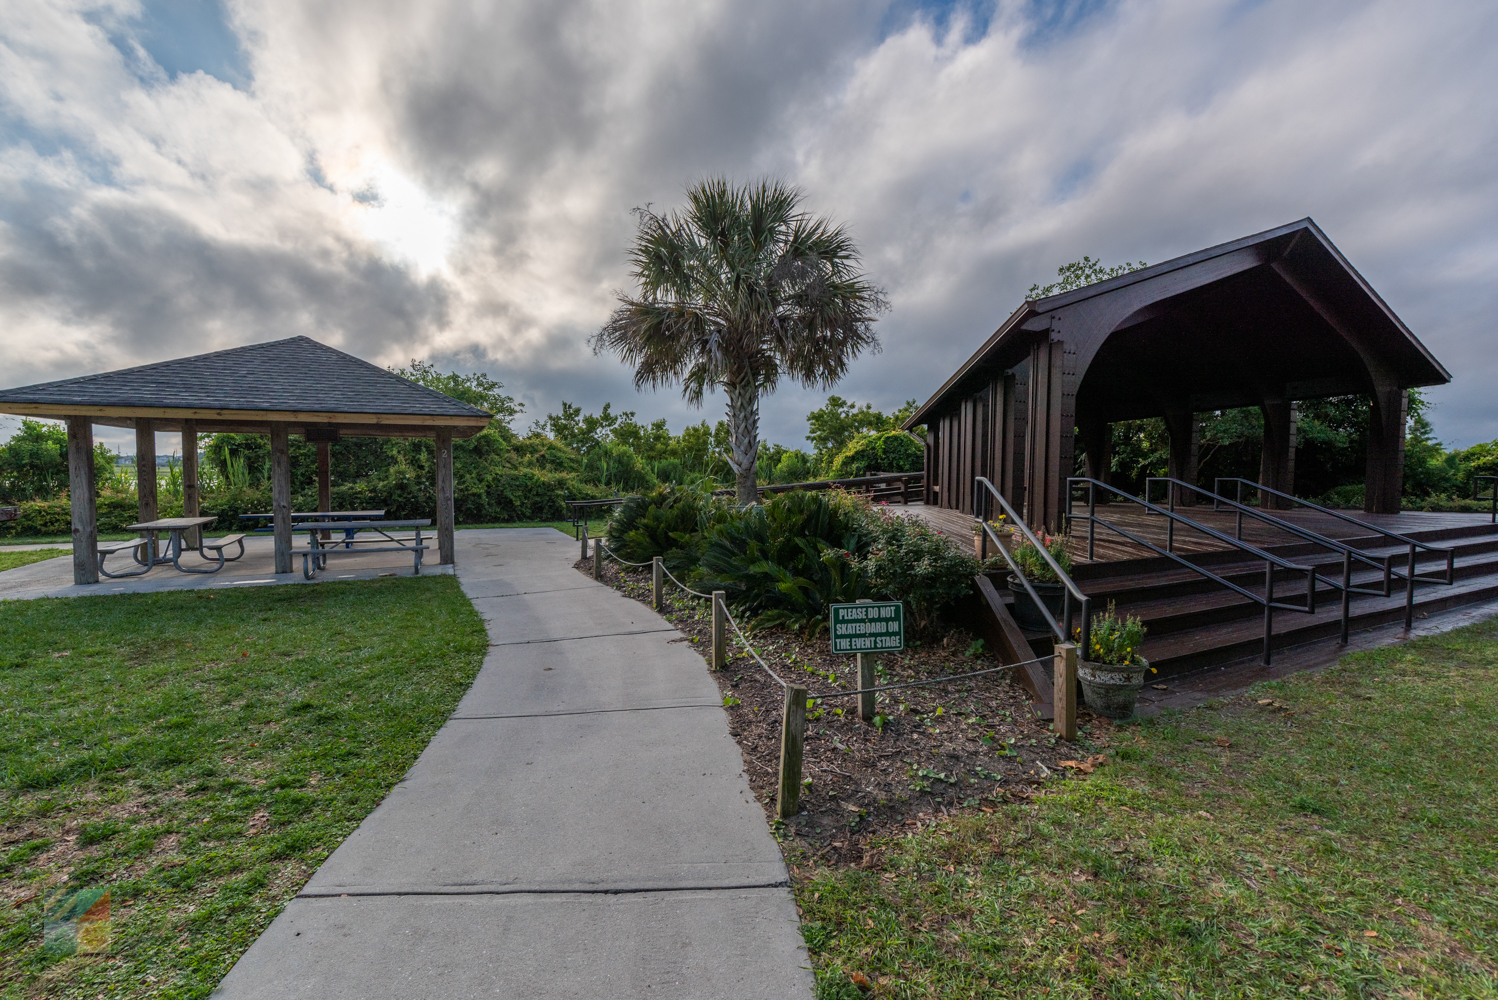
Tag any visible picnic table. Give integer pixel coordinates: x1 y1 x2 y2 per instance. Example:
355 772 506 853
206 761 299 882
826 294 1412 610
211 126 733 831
293 519 431 579
240 510 386 546
99 517 246 578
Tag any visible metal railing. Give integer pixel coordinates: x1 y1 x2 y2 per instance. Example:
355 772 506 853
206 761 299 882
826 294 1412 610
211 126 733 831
974 477 1092 655
1214 478 1454 631
1474 476 1498 525
1147 477 1397 644
1068 478 1318 665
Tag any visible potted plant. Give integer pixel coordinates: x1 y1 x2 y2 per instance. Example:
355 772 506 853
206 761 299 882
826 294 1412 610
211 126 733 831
1078 605 1150 719
1007 534 1072 632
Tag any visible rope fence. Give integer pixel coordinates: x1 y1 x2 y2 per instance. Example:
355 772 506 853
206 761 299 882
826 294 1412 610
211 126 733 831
587 535 1081 819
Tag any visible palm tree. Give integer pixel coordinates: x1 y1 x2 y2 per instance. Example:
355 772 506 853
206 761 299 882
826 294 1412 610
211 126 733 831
593 178 886 505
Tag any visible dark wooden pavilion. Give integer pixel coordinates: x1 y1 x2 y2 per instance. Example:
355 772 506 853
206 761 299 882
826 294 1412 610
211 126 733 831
907 219 1451 530
0 336 493 584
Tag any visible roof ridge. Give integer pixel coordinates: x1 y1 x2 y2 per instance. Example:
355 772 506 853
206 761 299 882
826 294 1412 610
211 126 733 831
1029 218 1315 311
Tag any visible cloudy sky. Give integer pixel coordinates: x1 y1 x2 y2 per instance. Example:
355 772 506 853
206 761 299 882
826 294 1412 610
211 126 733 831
2 0 1495 455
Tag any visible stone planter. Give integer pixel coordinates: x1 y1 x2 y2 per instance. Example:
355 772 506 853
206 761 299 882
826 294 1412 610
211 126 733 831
1078 658 1149 720
1007 575 1065 632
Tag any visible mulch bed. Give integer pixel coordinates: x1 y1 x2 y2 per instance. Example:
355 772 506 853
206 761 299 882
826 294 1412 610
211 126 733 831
577 558 1121 867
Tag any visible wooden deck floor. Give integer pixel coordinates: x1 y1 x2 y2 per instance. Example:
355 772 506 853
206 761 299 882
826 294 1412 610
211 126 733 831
894 502 1494 565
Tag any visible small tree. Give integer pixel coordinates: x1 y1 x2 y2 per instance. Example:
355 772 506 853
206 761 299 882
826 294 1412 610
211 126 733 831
593 178 886 504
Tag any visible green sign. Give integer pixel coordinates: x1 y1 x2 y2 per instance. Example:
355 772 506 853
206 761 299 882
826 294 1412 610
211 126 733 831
830 601 905 654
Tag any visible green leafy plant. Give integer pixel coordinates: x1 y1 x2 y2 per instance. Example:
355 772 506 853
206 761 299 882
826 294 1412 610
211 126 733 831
604 484 727 572
863 508 982 634
1085 603 1147 666
1011 533 1073 584
696 490 873 635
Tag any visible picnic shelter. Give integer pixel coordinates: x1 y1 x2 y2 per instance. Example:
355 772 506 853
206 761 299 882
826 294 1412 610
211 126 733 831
0 336 493 584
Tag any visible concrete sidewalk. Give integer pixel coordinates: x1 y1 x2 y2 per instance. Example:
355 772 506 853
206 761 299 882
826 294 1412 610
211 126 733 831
214 528 812 998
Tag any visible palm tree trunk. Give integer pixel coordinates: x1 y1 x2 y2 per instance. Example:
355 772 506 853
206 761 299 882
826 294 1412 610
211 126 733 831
726 378 760 505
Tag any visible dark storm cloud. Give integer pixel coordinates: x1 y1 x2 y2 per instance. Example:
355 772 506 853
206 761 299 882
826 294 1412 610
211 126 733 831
2 0 1496 450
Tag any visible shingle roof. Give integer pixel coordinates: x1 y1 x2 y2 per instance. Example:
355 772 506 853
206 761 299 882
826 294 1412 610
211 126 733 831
0 336 492 420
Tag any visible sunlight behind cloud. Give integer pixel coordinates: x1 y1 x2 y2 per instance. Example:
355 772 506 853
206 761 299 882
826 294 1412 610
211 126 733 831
348 163 458 275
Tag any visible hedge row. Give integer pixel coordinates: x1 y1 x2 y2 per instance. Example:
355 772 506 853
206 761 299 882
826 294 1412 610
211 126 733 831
0 467 613 538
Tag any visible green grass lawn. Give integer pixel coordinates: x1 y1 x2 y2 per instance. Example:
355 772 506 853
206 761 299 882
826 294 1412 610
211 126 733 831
0 577 488 999
801 621 1498 999
0 549 68 572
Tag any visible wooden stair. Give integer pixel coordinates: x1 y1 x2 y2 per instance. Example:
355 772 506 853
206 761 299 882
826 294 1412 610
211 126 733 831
971 520 1498 683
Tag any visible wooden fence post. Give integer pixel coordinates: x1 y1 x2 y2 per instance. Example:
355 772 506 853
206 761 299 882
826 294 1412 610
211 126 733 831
593 541 603 580
652 556 663 610
1053 642 1078 742
712 591 726 670
777 685 808 818
581 523 589 562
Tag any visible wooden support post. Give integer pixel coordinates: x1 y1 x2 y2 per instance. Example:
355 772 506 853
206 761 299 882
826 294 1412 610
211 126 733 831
435 427 455 566
1365 386 1408 514
270 424 292 574
857 597 876 721
1259 398 1297 509
712 591 726 670
858 653 876 722
581 523 589 562
135 418 157 557
1163 410 1199 506
593 541 603 580
1053 643 1077 742
777 685 808 819
317 440 332 542
652 556 663 609
181 420 199 549
66 417 98 585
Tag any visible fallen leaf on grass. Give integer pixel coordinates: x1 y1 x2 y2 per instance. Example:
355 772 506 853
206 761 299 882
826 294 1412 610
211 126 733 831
1059 754 1108 774
51 650 71 658
1214 737 1231 747
1364 930 1378 938
246 811 271 836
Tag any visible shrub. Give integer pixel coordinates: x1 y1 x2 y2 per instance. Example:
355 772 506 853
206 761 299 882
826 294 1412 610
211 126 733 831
864 509 983 635
583 441 658 493
697 490 874 634
828 430 923 479
771 449 816 484
604 485 726 572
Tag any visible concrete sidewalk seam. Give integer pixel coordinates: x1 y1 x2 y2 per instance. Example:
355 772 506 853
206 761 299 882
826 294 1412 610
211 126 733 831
295 880 791 899
449 702 721 721
463 584 604 599
484 626 678 646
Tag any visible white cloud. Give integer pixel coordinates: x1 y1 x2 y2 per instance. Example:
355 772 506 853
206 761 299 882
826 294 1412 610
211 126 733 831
0 0 1495 449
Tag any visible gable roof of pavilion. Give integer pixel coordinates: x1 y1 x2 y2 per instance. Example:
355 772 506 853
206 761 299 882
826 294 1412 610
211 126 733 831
904 218 1451 428
0 336 494 433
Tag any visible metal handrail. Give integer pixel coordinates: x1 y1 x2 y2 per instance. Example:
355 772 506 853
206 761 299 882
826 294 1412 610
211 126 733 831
974 477 1091 655
1474 475 1498 525
1068 477 1318 666
1148 477 1392 644
1215 478 1455 631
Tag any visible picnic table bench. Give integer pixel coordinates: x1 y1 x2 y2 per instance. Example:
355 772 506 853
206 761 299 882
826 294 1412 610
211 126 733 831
241 510 386 546
98 518 245 578
292 519 431 579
